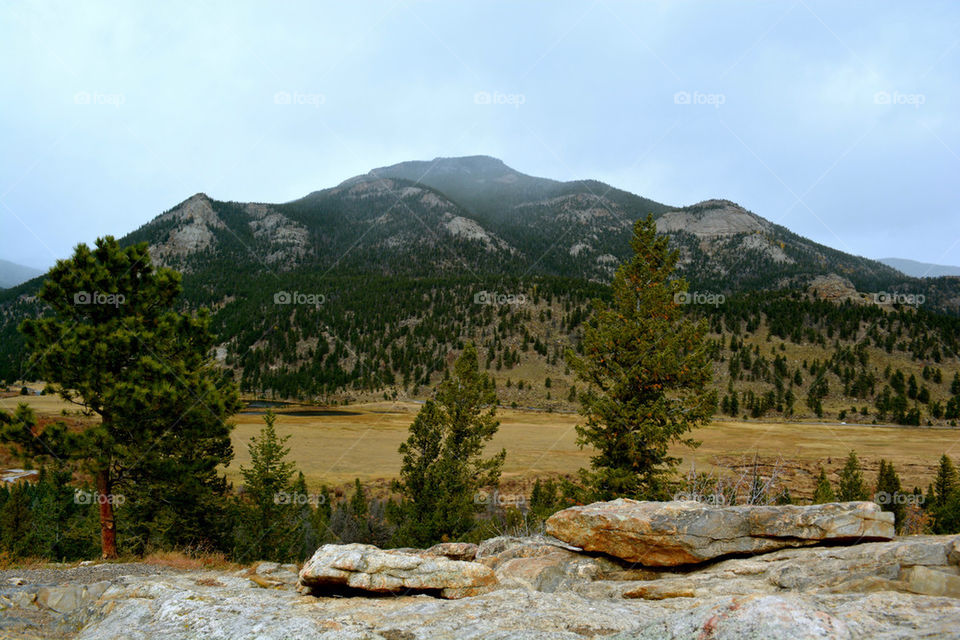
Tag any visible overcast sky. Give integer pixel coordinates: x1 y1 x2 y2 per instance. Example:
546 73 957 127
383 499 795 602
1 1 958 271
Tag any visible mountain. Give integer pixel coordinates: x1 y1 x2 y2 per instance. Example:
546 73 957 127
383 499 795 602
2 156 960 424
878 257 960 278
111 156 939 294
0 259 44 289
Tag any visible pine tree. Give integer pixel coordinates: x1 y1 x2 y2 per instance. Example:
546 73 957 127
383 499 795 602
812 466 836 504
931 454 960 534
875 459 904 530
932 454 958 508
235 410 299 562
837 450 869 501
5 238 240 558
393 343 506 546
566 215 715 500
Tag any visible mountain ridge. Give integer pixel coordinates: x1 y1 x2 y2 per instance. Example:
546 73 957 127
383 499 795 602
879 257 960 278
0 258 45 289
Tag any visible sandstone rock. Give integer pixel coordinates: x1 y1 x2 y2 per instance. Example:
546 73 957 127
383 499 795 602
546 500 893 566
949 537 960 565
421 542 478 562
298 543 497 599
249 561 299 588
901 566 960 598
614 594 854 639
476 536 656 592
36 585 84 613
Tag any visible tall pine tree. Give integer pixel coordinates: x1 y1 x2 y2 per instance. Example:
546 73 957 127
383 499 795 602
837 450 869 501
566 215 716 500
7 237 239 557
393 343 506 546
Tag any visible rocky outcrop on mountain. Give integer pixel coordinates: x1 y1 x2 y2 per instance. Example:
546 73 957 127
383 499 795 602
298 543 497 599
545 499 894 566
656 200 770 237
809 273 872 304
151 193 225 264
3 503 959 639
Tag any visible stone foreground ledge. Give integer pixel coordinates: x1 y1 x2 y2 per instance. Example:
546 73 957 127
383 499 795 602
298 542 497 599
546 499 895 565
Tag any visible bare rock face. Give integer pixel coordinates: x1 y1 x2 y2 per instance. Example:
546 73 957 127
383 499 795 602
614 594 854 640
421 541 479 561
298 543 497 599
545 500 894 566
4 533 960 639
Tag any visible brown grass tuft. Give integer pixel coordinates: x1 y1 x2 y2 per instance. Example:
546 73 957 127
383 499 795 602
141 549 240 572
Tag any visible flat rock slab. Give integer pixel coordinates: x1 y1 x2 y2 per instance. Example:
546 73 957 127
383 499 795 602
298 543 496 599
546 500 894 566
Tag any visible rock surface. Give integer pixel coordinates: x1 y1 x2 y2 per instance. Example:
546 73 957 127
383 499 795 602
546 499 894 565
1 506 958 639
298 543 497 598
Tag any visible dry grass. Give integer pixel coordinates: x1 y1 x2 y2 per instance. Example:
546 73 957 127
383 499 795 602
8 393 960 501
139 549 240 572
0 550 49 570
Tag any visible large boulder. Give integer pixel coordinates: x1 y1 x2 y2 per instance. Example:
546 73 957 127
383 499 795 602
298 543 497 599
546 499 894 566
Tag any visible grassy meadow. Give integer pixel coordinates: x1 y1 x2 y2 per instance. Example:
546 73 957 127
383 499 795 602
5 388 959 502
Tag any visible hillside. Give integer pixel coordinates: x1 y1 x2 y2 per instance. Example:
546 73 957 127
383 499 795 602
879 256 960 278
2 157 960 427
0 258 44 289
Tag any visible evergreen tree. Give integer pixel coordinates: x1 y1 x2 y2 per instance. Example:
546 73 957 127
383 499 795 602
932 454 958 508
393 343 506 546
812 466 835 504
566 215 715 500
235 410 299 562
931 454 960 534
6 238 239 558
875 459 905 530
837 450 869 501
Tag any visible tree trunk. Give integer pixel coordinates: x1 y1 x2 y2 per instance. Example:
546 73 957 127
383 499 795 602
96 468 118 559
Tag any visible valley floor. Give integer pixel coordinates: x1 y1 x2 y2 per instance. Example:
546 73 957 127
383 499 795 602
5 394 957 501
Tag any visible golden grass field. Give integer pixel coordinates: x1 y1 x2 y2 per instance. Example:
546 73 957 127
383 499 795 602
5 392 960 500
